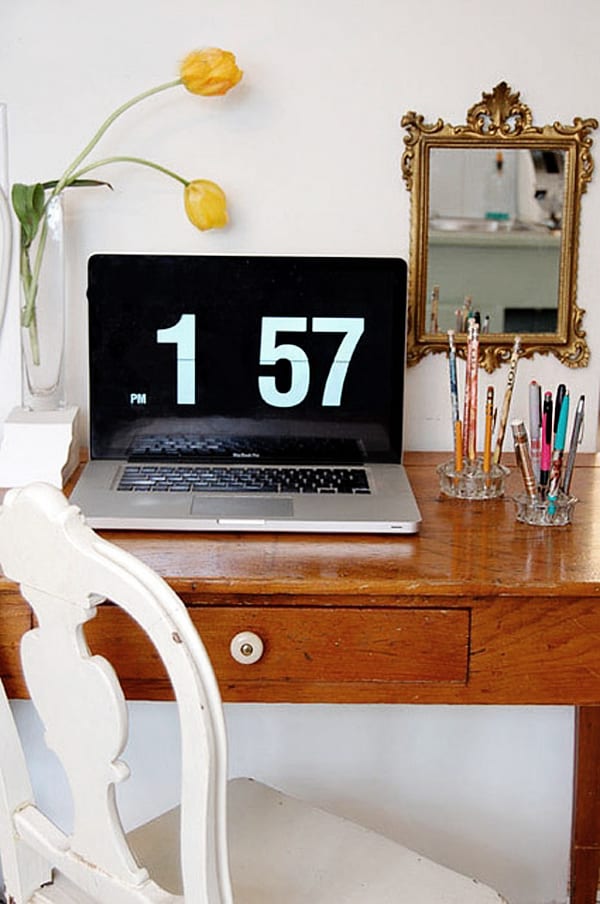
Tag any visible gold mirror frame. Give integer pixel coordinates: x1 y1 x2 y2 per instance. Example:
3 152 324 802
401 82 598 373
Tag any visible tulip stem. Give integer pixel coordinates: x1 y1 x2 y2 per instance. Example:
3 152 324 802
23 76 185 353
72 156 189 187
50 79 183 200
22 212 49 332
16 49 243 371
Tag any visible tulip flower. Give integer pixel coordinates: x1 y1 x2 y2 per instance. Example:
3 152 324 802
184 180 228 230
180 48 243 96
12 49 243 365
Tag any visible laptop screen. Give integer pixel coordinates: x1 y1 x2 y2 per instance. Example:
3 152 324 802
87 254 407 464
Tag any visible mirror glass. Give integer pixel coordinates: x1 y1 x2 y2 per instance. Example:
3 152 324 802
402 83 598 372
427 147 563 336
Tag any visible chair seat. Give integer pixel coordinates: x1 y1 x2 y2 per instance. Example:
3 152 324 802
126 778 507 903
30 881 94 904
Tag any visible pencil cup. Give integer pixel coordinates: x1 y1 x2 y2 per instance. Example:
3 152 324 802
437 458 509 500
513 492 578 526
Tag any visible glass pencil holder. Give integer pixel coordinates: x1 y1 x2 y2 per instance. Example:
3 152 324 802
437 458 510 500
513 491 578 527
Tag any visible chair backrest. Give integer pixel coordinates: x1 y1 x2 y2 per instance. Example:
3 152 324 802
0 483 233 904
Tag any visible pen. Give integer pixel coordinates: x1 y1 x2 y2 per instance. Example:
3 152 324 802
552 383 567 448
528 380 542 483
467 322 479 461
511 419 537 500
447 331 463 474
454 419 463 474
540 391 553 495
547 391 569 515
462 320 479 461
483 386 494 474
562 394 585 494
462 327 472 457
554 383 566 442
447 330 460 426
492 335 521 466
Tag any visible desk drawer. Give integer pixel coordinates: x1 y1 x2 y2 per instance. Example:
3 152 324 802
191 607 470 686
84 605 470 701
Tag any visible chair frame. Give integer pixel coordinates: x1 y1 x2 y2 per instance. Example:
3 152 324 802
0 483 232 903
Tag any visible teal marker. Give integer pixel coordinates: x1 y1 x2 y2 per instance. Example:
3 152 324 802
555 392 570 452
547 392 570 516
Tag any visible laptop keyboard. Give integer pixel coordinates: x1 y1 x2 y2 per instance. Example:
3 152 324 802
117 464 371 495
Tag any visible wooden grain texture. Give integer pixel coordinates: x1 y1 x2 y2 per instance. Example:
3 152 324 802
191 606 469 695
2 455 600 703
83 604 174 700
572 707 600 904
82 603 469 702
77 453 600 599
0 590 30 696
3 455 600 901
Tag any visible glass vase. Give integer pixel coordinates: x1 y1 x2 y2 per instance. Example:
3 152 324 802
0 103 11 336
20 193 66 410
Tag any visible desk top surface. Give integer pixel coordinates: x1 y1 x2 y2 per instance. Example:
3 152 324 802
39 451 598 601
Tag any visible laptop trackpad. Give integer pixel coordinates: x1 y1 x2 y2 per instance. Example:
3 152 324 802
191 497 293 518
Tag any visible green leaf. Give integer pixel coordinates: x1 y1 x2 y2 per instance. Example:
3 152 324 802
42 178 113 191
12 178 113 250
11 182 46 248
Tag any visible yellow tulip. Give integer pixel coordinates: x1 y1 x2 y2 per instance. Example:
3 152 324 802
184 179 228 230
180 48 243 96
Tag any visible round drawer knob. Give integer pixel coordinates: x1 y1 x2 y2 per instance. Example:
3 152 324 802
230 631 264 665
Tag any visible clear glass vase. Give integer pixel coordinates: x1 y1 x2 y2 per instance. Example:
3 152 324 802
20 193 66 410
0 103 12 336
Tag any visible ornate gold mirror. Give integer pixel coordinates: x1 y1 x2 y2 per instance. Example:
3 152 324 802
401 82 597 372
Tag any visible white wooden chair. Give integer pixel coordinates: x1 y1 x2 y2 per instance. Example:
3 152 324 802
0 483 509 903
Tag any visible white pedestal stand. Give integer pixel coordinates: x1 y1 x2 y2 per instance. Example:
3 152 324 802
0 406 80 489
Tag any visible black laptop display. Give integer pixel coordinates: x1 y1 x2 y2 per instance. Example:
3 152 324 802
88 254 405 464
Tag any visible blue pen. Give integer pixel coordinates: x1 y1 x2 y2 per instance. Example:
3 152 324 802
547 391 570 515
447 330 460 425
447 330 463 473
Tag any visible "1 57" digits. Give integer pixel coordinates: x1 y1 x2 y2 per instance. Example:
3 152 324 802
156 314 365 408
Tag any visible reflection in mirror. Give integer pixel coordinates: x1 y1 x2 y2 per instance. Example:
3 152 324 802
401 82 598 372
427 148 563 336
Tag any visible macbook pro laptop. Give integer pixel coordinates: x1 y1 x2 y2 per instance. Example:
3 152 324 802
70 254 421 533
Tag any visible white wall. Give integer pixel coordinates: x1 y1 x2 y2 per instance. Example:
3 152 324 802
2 1 599 902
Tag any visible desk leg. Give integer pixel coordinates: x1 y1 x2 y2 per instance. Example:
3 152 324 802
571 706 600 904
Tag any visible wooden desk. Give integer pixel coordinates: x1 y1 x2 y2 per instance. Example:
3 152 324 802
2 452 600 902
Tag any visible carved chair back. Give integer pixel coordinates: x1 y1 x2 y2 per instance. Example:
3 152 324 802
0 483 232 903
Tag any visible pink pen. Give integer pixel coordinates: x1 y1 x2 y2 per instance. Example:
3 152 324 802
528 380 542 483
466 321 479 461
